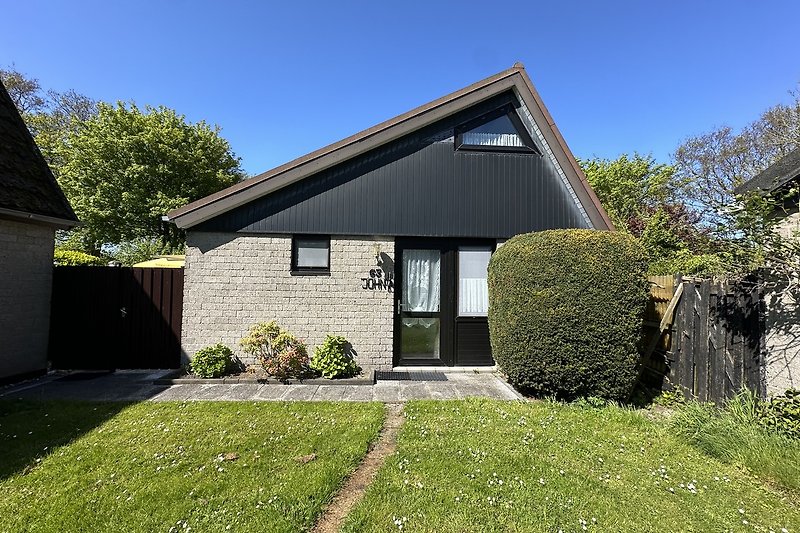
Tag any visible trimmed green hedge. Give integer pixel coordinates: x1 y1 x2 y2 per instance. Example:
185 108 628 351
54 249 106 266
488 229 649 401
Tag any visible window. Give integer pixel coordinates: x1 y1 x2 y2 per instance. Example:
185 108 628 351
291 236 330 274
458 247 492 317
455 105 539 153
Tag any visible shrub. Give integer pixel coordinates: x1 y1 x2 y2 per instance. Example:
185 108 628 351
239 321 310 382
487 229 649 401
757 388 800 439
311 335 359 379
190 344 235 378
54 249 106 266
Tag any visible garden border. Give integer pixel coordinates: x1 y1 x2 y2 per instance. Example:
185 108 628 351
153 368 376 386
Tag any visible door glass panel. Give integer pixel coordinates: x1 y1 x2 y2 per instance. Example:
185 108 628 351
402 250 440 312
458 247 491 317
400 318 441 359
400 249 441 360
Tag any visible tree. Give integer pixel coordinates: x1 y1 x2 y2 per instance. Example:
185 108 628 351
0 66 98 166
673 85 800 233
0 66 45 114
56 102 245 254
580 154 720 274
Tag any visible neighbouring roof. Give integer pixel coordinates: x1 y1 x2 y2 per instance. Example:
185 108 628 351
734 148 800 196
167 64 613 231
0 79 79 228
132 255 185 268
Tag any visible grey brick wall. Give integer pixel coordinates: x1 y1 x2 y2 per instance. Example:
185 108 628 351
182 233 395 370
764 289 800 396
0 219 55 380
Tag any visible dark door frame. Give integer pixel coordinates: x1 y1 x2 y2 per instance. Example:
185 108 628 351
393 237 495 367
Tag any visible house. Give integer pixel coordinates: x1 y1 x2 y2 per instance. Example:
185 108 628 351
735 148 800 394
167 64 612 370
0 79 79 384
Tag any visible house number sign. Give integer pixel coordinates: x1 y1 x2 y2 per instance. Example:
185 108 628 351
361 268 394 291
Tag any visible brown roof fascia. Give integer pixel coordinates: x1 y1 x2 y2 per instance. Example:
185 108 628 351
169 65 613 231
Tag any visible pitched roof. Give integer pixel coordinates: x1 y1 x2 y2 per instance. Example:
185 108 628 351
734 148 800 195
0 79 79 227
168 64 613 230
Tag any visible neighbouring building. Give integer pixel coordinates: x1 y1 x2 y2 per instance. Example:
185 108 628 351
167 64 613 370
735 147 800 394
0 79 79 384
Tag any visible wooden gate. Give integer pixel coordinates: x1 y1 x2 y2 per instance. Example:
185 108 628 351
49 267 183 370
671 278 764 402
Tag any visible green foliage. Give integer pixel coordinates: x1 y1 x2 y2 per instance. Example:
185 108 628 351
581 154 719 275
311 335 359 379
53 249 105 266
0 66 98 168
239 321 310 382
189 344 235 378
757 389 800 439
652 388 687 407
647 249 727 276
669 391 800 490
112 237 184 266
581 153 674 230
55 101 244 254
488 229 649 401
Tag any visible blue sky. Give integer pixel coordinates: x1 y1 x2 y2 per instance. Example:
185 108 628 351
2 1 799 176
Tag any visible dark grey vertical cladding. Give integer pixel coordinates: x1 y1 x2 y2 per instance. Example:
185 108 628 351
197 92 590 238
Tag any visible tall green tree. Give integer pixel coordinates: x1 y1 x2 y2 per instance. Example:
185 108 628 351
56 102 245 254
0 66 98 166
580 154 722 274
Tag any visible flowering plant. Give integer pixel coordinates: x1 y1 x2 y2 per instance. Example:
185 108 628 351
239 321 310 382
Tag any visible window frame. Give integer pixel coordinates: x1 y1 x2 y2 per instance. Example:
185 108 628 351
454 105 541 154
291 235 331 275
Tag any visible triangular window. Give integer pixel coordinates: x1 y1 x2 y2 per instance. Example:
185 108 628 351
455 106 539 153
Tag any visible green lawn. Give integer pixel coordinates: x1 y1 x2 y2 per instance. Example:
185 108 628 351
0 400 384 533
343 399 800 533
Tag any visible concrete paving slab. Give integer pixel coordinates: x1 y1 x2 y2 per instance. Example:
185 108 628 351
280 385 318 401
399 383 431 401
221 384 262 400
254 385 289 401
150 385 196 401
312 385 346 401
191 385 230 400
425 383 461 399
454 383 493 399
373 383 402 402
340 385 375 402
0 369 521 403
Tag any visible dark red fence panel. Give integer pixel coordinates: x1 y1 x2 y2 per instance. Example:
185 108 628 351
49 267 183 370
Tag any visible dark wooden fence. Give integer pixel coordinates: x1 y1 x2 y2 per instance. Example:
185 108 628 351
643 276 765 403
49 267 183 370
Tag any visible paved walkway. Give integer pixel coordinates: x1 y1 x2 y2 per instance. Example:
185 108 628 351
0 370 523 402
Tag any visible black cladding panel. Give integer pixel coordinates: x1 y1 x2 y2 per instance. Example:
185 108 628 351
196 93 589 238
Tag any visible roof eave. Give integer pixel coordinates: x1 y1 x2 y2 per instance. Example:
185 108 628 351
0 206 81 229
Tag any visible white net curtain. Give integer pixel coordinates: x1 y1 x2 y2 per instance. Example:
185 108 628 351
458 248 491 317
402 250 440 329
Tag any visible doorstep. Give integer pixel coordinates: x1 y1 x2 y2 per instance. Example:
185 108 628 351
153 369 376 386
391 365 498 373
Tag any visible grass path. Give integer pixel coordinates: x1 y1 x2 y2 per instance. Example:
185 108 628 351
312 403 405 533
343 399 800 532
